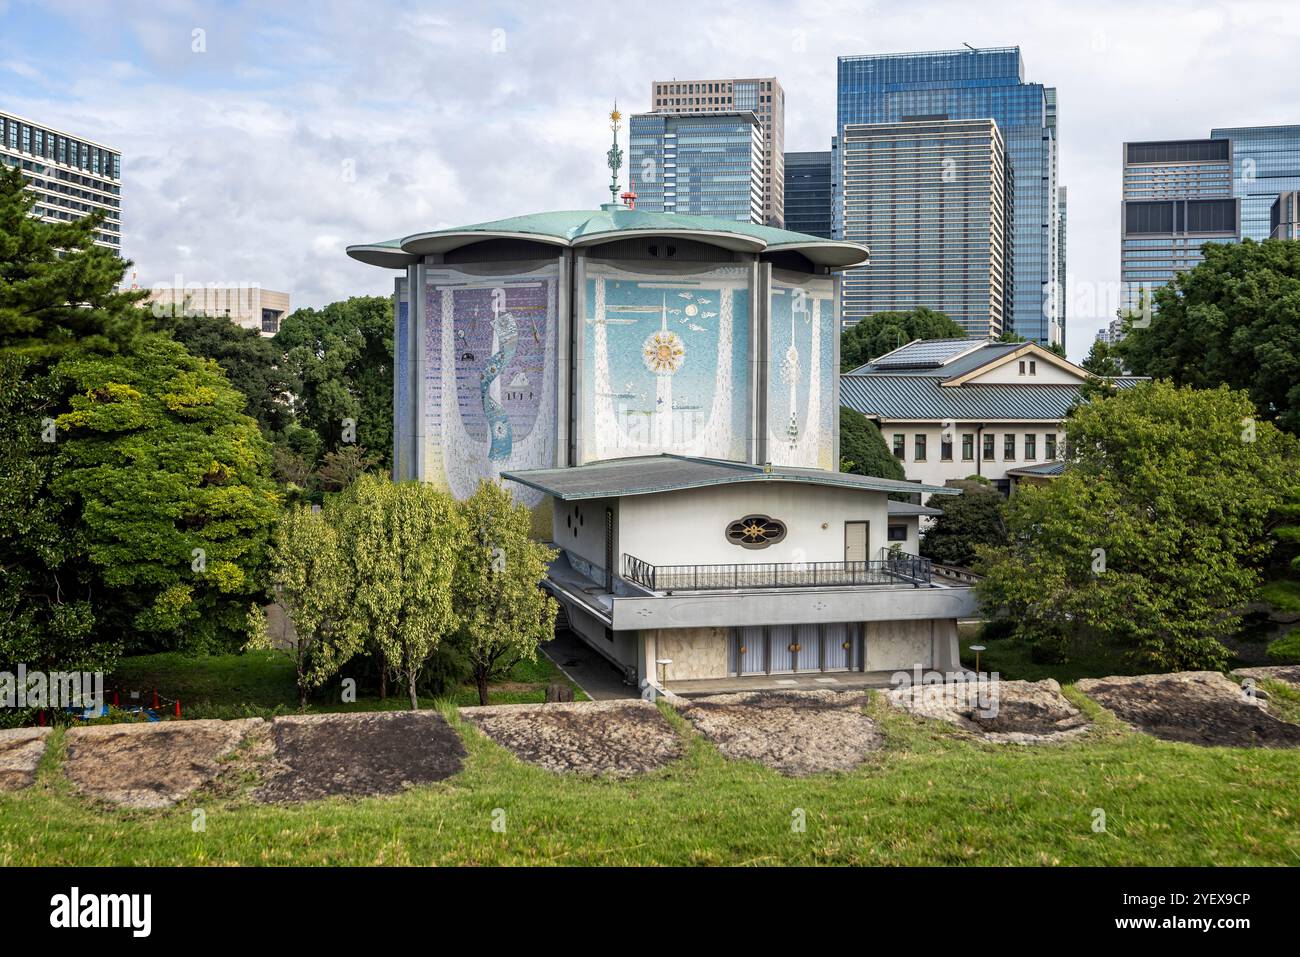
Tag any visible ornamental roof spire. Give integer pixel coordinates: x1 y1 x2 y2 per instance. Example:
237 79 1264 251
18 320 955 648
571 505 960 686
606 101 623 206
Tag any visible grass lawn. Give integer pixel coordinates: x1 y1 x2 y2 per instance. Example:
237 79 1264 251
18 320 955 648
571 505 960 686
1260 579 1300 615
1 687 1297 866
957 628 1152 684
107 648 586 720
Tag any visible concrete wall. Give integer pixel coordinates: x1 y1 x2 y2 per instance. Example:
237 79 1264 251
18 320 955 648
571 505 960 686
887 514 920 555
637 617 963 681
647 627 730 681
553 496 616 578
619 481 890 567
863 618 961 672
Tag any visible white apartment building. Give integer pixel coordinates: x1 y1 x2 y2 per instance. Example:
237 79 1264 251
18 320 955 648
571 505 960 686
1 109 122 251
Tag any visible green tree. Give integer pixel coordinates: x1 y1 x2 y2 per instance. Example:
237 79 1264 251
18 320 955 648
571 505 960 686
0 356 118 688
259 504 360 707
839 407 905 481
316 444 381 493
334 474 463 709
1 165 277 671
919 485 1008 567
168 312 294 436
276 296 393 468
976 381 1300 671
453 481 558 705
0 166 146 359
1081 337 1124 377
51 336 282 652
840 307 966 372
1119 240 1300 435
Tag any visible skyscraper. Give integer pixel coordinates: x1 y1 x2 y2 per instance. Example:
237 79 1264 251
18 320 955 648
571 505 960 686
836 47 1062 346
1120 138 1239 315
1056 186 1067 350
0 109 122 252
840 118 1010 338
1272 191 1300 239
651 76 784 226
783 149 834 237
627 111 763 222
1211 125 1300 241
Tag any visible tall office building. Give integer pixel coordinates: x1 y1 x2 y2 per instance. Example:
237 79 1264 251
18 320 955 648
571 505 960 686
840 118 1010 338
1056 186 1067 349
628 111 763 222
783 149 834 237
651 76 784 226
837 47 1062 346
1120 138 1239 315
1272 191 1300 239
0 109 122 251
1211 125 1300 241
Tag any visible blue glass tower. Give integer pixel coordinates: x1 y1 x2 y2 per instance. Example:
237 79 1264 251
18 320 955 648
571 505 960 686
1211 125 1300 242
836 47 1061 346
629 111 764 223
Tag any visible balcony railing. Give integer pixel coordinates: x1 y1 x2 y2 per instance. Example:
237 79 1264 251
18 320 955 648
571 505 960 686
621 552 933 592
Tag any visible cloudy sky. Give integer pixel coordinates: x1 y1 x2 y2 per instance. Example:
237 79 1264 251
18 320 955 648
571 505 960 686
2 0 1296 359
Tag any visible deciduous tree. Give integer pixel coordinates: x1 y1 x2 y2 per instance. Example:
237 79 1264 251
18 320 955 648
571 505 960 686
260 504 360 707
453 481 557 706
334 474 462 709
977 381 1300 670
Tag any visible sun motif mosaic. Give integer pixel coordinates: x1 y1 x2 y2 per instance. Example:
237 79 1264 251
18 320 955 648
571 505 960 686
642 329 685 375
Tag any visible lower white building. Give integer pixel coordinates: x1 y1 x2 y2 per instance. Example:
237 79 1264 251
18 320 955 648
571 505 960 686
841 338 1145 495
504 455 974 689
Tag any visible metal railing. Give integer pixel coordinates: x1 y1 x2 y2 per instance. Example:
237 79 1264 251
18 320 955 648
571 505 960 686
621 552 932 592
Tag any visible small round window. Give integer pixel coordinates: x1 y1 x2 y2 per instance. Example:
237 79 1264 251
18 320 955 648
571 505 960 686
725 514 787 549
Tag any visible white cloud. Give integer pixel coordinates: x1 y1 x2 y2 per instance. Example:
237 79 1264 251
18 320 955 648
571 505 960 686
3 0 1298 358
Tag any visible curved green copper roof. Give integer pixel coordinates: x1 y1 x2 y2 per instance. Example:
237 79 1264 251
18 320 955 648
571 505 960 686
347 207 870 270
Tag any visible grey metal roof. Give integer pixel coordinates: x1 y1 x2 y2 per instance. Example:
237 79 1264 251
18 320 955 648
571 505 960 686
502 454 959 501
887 500 945 517
840 374 1147 422
1006 461 1067 477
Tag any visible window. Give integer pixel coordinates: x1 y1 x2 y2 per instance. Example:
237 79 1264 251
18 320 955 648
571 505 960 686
892 434 905 458
941 434 953 461
982 434 995 461
726 514 787 549
1018 360 1026 375
914 434 927 461
1003 434 1016 460
1045 433 1057 459
1029 360 1037 374
962 433 974 461
1025 433 1037 459
887 524 908 542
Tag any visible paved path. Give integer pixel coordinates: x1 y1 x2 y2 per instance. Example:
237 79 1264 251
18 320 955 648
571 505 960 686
542 630 637 700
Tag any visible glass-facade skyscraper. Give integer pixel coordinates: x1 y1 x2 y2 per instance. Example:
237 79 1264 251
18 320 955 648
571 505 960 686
783 149 834 237
628 111 764 223
1211 125 1300 242
1119 138 1239 316
650 77 785 226
836 47 1062 346
839 118 1010 338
